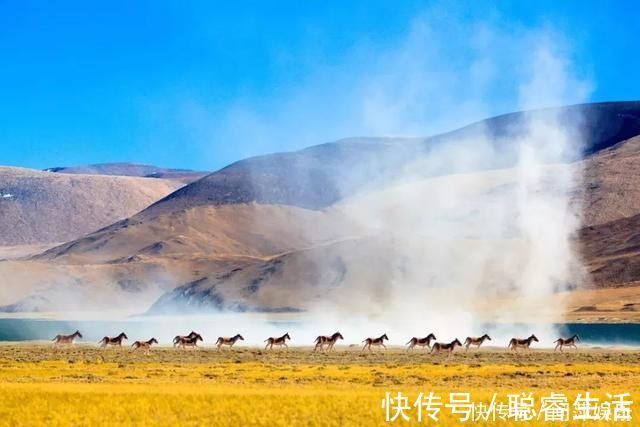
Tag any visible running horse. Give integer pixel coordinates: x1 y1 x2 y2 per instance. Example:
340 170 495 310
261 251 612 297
464 334 491 351
406 333 436 351
264 333 291 350
175 333 203 349
313 332 344 352
508 334 539 352
52 330 82 347
554 334 580 352
216 334 244 349
430 339 463 356
131 338 158 355
173 331 199 346
362 333 389 352
98 332 128 348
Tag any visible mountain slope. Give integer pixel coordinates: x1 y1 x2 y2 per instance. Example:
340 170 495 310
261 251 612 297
140 101 640 218
3 101 640 314
0 167 183 245
45 162 207 184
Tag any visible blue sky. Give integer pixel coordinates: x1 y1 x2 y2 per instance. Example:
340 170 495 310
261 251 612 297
1 1 639 171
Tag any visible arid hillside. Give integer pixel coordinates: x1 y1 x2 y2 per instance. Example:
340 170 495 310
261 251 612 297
0 167 184 246
45 162 207 184
2 102 640 316
138 102 640 218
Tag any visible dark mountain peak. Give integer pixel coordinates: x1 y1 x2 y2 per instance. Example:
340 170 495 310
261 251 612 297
138 101 640 218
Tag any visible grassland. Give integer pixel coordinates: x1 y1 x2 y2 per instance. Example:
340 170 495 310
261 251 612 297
0 344 638 426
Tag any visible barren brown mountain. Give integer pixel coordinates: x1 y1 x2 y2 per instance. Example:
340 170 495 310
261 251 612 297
0 167 184 246
45 162 207 184
3 102 640 317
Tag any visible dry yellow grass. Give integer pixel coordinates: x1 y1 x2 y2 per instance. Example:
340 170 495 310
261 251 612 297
0 345 638 426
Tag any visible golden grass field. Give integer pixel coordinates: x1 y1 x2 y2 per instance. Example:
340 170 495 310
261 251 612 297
0 344 638 426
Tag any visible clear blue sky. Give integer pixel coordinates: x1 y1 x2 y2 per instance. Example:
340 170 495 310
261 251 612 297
1 1 639 171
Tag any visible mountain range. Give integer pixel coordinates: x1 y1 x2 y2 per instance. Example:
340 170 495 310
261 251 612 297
2 101 640 320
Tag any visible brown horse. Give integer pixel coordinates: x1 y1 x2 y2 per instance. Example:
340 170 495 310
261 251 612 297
362 333 389 352
175 333 203 349
430 339 463 356
172 331 199 346
464 334 491 351
98 332 128 348
264 333 291 350
52 330 82 347
554 334 580 352
216 334 244 349
508 334 539 352
313 332 344 352
406 333 436 351
131 338 158 355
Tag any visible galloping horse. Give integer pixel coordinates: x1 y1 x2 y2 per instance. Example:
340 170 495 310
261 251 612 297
406 333 436 351
131 338 158 355
173 331 199 346
430 339 463 356
264 333 291 350
508 334 539 352
216 334 244 349
98 332 128 348
175 333 203 349
52 330 82 347
554 334 580 352
464 334 491 351
362 334 389 352
313 332 344 352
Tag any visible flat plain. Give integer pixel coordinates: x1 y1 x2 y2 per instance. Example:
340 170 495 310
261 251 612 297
0 344 638 426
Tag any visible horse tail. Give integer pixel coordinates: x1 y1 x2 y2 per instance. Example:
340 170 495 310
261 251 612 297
405 338 414 345
313 336 321 344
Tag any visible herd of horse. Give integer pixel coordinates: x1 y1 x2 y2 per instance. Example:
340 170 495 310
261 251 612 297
50 330 581 354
